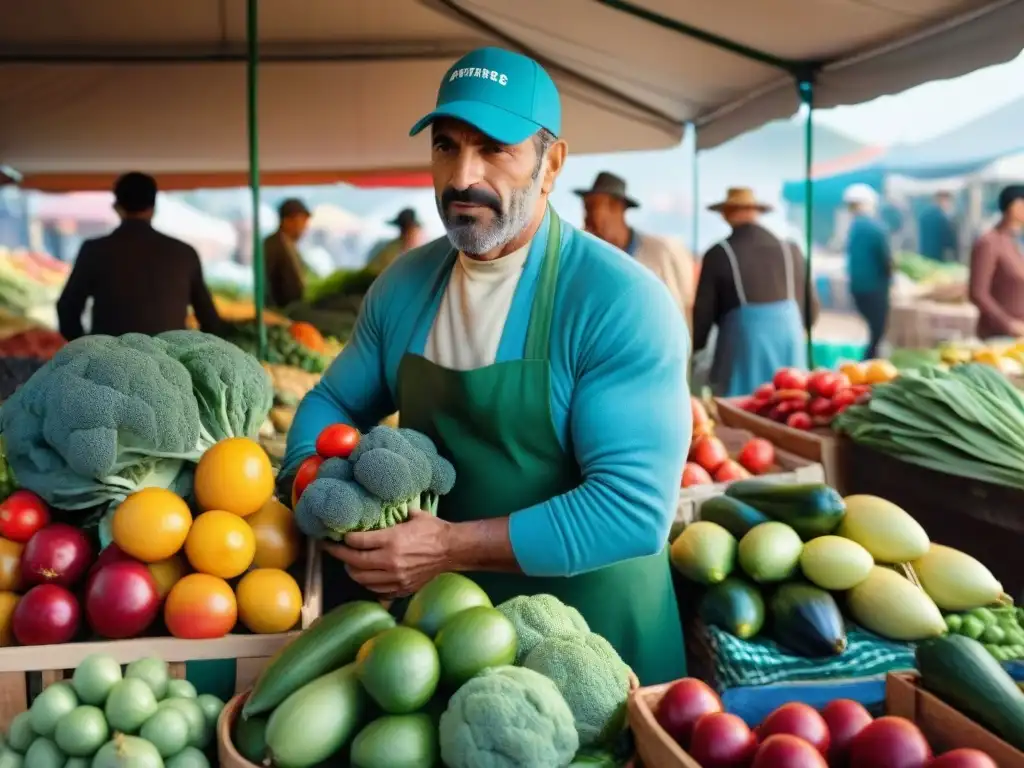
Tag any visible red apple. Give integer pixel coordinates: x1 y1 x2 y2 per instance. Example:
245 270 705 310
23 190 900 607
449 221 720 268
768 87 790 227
654 678 722 747
758 703 830 756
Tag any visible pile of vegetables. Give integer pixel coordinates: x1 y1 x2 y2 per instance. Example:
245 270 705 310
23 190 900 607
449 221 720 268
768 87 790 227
0 653 223 768
224 321 329 374
652 677 1001 767
0 329 66 362
0 248 67 318
835 363 1024 490
671 484 1010 652
894 250 968 287
685 399 779 486
292 424 456 540
303 266 378 307
233 573 630 768
0 331 273 511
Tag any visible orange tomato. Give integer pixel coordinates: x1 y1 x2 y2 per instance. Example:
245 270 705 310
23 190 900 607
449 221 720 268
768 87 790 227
164 573 237 639
839 362 866 386
289 321 326 353
864 359 898 385
147 554 188 599
112 488 193 562
0 538 23 592
0 591 19 646
184 510 256 579
247 499 302 570
236 569 303 634
194 438 274 517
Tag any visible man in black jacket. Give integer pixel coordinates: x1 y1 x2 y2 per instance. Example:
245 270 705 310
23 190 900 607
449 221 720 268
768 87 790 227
57 172 226 340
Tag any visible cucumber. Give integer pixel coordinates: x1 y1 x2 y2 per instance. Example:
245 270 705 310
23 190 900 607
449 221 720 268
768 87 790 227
770 582 847 657
698 578 765 639
265 664 367 768
917 634 1024 750
725 481 845 540
698 497 770 538
244 601 395 717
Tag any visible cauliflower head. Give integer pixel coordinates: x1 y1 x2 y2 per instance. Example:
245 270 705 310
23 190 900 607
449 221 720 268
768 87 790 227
523 632 631 749
496 594 590 664
439 666 579 768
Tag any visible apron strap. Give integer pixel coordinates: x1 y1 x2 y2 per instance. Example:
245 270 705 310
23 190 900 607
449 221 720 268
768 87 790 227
719 239 747 305
523 209 563 361
777 236 796 303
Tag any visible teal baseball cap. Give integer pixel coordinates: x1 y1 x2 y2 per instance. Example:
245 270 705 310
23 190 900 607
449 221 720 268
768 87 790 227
410 47 561 145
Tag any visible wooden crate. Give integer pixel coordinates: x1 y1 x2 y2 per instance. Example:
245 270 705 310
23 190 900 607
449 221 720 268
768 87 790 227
0 541 322 730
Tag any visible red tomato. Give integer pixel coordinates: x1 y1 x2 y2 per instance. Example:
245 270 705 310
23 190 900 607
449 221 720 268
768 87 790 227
315 424 360 459
0 491 50 543
737 438 775 475
753 383 775 399
690 436 729 473
787 412 813 430
808 397 835 418
831 388 858 408
773 368 808 391
682 463 713 488
291 455 324 508
714 460 750 483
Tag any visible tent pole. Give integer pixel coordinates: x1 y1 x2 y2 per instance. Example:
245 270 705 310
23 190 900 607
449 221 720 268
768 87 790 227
247 0 267 361
799 79 815 368
691 124 700 258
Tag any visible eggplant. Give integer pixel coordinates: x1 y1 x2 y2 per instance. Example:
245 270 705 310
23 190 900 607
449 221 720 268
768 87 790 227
770 581 847 657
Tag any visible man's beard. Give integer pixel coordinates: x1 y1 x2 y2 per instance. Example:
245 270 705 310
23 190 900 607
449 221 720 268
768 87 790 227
436 171 544 256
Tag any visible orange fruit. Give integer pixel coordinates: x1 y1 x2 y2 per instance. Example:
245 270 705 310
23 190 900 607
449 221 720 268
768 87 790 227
164 573 237 639
839 362 866 386
193 438 274 517
147 554 188 599
184 510 256 579
236 568 303 634
247 498 302 570
0 538 23 592
0 592 19 646
111 488 192 562
864 359 898 385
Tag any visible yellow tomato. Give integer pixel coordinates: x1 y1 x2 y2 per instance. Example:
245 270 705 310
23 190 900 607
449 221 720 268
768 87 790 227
185 510 256 579
164 574 237 639
148 554 188 599
839 362 866 386
247 498 302 570
194 438 274 517
864 359 898 385
0 538 23 592
0 591 19 646
236 569 302 634
112 488 192 563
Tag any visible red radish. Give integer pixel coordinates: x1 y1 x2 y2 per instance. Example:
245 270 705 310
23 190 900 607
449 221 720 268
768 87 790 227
691 436 729 473
752 734 828 768
689 712 759 768
821 699 873 766
0 491 50 543
21 524 94 588
753 383 775 399
808 371 850 399
773 389 811 403
13 584 80 645
682 463 714 488
741 398 762 413
654 678 722 747
926 749 997 767
714 460 751 483
848 717 932 768
774 368 808 391
85 560 160 639
831 389 858 408
787 412 813 430
758 703 830 756
807 397 835 418
737 438 775 474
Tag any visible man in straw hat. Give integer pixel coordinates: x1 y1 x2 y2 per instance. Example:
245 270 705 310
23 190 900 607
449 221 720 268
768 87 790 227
693 187 818 396
283 47 688 685
576 171 694 327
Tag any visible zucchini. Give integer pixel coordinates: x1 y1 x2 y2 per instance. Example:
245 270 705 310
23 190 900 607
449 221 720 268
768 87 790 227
265 664 367 768
699 496 770 538
698 577 765 639
244 601 395 717
917 634 1024 750
726 481 845 540
770 581 847 657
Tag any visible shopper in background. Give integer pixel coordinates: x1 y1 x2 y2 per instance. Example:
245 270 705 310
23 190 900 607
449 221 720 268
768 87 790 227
918 190 959 262
693 187 816 396
57 172 226 340
969 185 1024 339
264 198 312 308
366 207 426 275
844 183 892 360
576 171 694 327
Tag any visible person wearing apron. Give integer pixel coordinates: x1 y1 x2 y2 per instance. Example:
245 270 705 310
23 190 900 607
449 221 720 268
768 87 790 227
281 47 689 685
709 235 808 396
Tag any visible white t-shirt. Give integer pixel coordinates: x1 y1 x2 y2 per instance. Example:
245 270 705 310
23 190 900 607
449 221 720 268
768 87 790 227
633 232 695 329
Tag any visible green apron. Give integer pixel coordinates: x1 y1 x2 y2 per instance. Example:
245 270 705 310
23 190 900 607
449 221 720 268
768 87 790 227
392 211 685 685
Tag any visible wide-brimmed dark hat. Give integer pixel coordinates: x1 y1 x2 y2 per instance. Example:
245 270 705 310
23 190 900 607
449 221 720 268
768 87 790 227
574 172 639 209
278 198 311 218
388 207 422 228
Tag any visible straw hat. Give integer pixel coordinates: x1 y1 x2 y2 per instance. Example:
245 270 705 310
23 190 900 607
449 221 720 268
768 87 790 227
708 187 773 213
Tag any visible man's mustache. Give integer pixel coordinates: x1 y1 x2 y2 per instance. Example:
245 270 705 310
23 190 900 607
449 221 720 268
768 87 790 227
441 187 502 214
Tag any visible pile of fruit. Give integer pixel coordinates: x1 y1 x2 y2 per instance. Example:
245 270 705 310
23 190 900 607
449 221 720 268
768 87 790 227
232 573 632 768
652 676 1000 767
738 363 896 431
684 399 779 487
1 653 223 768
938 340 1024 376
0 437 307 646
671 485 1007 651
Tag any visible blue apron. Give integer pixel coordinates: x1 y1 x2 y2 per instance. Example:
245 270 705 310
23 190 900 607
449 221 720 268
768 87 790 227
710 235 807 397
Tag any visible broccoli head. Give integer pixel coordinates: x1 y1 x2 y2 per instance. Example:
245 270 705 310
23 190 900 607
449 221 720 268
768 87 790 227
350 426 455 516
496 594 590 664
293 476 392 540
316 457 354 482
523 632 632 749
439 666 578 768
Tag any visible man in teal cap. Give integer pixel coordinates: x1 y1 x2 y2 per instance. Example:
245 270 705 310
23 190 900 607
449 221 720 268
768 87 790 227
283 47 690 684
